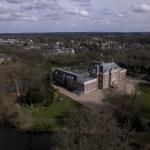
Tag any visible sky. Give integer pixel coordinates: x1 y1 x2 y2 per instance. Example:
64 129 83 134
0 0 150 33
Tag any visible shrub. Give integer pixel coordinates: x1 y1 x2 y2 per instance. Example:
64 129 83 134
25 88 44 105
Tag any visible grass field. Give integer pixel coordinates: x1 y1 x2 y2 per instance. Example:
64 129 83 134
4 91 81 131
32 97 78 119
31 95 80 131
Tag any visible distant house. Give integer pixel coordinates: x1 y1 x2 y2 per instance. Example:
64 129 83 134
0 53 11 64
53 61 127 94
0 39 19 45
48 42 75 55
55 41 64 46
24 45 41 50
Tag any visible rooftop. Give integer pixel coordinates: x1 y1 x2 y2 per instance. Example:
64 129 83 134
78 76 97 83
90 61 119 73
54 68 97 84
54 68 80 78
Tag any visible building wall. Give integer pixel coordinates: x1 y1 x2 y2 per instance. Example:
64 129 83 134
52 69 78 91
53 65 127 93
120 69 127 81
98 73 103 89
110 68 127 87
84 80 98 94
110 69 120 86
53 69 97 94
102 72 109 89
97 69 127 89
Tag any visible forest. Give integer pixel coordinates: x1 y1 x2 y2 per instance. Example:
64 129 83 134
0 33 150 150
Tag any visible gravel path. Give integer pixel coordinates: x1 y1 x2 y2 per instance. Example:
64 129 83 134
53 85 105 109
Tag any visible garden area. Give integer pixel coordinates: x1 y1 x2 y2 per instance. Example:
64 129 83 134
31 95 80 131
4 84 81 132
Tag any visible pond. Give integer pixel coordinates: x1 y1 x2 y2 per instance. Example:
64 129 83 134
0 124 59 150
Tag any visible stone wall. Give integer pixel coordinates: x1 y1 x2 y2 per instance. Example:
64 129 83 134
84 80 98 94
110 68 127 87
102 72 110 89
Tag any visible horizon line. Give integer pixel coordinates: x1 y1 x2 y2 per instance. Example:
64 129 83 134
0 31 150 34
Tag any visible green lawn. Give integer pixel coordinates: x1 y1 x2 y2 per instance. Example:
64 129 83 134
32 97 78 119
31 95 80 131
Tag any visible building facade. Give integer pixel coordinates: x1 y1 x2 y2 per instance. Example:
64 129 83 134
89 61 127 89
52 68 98 94
53 61 127 94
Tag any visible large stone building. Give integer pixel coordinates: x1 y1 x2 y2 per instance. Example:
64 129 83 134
89 61 127 89
52 68 98 94
53 61 127 94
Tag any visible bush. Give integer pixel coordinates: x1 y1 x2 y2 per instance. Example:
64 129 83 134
17 95 26 104
25 88 44 105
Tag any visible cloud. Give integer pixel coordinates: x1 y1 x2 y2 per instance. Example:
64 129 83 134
1 0 150 32
79 10 89 16
78 3 91 7
0 14 11 21
11 12 38 21
1 0 90 23
115 13 124 18
0 5 38 22
45 12 66 21
133 3 150 13
100 8 114 15
5 0 28 4
68 9 89 17
69 0 91 8
0 3 9 13
44 8 89 22
69 0 90 3
23 3 47 10
0 3 13 21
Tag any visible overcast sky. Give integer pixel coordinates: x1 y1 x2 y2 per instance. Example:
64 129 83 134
0 0 150 33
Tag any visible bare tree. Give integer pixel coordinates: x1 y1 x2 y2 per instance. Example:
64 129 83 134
61 105 130 150
0 68 7 112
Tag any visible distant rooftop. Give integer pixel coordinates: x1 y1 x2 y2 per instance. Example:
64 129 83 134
54 68 80 78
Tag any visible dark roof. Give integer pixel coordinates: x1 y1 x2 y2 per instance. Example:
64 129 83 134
53 68 80 79
90 61 119 73
54 68 97 84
